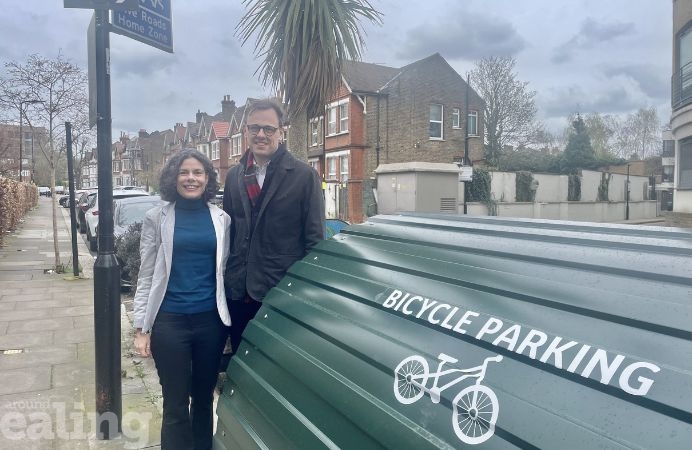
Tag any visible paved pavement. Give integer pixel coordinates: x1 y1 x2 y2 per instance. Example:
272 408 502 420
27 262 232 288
0 196 163 449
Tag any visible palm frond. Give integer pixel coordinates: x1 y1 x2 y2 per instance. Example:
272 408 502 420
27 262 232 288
237 0 382 118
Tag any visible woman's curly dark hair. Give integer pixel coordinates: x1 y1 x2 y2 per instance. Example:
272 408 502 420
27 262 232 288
159 149 218 202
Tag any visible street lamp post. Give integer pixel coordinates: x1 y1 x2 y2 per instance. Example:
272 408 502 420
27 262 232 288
18 99 42 182
625 163 631 221
30 124 35 184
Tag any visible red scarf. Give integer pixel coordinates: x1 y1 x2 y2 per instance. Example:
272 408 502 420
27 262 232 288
244 152 261 208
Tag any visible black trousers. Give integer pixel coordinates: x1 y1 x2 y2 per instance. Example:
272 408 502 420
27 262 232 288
230 298 263 354
151 310 226 450
219 298 262 373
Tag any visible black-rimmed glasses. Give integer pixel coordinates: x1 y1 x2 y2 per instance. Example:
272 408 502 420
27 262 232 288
247 124 279 136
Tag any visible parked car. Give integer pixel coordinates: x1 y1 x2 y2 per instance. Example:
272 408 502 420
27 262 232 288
77 191 98 233
38 186 51 197
59 189 89 208
110 195 165 288
210 189 224 206
114 185 147 191
85 189 150 251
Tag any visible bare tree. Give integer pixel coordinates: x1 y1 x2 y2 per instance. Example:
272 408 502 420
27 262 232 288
0 53 88 269
614 107 662 160
0 131 13 176
470 56 539 166
68 113 96 190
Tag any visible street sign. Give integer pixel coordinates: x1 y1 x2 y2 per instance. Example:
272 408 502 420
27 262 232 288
64 0 138 10
110 0 173 53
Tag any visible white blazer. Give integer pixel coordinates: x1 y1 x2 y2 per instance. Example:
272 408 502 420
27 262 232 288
133 202 232 333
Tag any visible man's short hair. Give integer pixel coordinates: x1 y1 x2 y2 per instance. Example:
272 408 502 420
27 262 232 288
246 98 285 126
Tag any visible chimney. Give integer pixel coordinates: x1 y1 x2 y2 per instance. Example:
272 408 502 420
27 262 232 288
196 109 204 123
139 129 148 138
221 95 236 118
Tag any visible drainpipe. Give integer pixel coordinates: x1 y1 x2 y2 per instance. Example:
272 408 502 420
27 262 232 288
376 93 381 167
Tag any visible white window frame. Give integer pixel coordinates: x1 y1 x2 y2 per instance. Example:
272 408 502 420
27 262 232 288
310 119 320 146
327 105 337 135
327 156 337 180
452 108 461 129
429 104 443 140
467 110 478 136
339 154 349 182
211 141 220 160
232 133 242 156
339 102 349 133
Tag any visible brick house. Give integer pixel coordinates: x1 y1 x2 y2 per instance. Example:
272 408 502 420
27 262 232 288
307 52 484 223
207 121 232 181
112 129 174 190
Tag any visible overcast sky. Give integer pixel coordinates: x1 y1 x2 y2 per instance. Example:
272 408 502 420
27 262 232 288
0 0 673 139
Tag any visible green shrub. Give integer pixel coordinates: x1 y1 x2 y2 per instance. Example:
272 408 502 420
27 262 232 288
467 168 491 202
568 173 581 201
466 168 498 215
515 171 535 202
115 222 143 289
597 172 611 202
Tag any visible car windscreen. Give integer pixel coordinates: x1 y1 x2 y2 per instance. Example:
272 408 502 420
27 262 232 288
117 202 160 227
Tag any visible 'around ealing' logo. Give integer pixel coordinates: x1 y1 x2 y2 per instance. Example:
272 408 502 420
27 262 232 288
1 400 151 448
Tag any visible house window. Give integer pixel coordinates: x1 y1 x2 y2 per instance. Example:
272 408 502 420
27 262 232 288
678 24 692 104
429 104 443 139
326 100 350 136
679 138 692 188
339 103 349 133
327 106 337 135
327 157 337 180
232 134 242 156
112 161 121 172
467 110 478 136
310 120 320 146
452 108 461 128
339 155 349 182
211 141 219 160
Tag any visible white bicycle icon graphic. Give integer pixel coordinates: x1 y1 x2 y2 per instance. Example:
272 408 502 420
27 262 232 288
394 353 503 445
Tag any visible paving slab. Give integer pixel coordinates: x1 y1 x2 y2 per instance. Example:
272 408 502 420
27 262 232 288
0 331 54 349
0 344 77 370
0 366 51 395
6 316 74 334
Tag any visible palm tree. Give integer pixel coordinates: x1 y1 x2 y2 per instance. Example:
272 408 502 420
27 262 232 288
236 0 382 120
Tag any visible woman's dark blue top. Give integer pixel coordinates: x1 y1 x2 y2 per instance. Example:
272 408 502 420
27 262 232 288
161 197 217 314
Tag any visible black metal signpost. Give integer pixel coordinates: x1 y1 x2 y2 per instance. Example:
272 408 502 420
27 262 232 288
64 0 172 439
65 122 80 279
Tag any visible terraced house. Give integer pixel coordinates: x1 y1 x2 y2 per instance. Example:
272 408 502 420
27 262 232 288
304 52 484 223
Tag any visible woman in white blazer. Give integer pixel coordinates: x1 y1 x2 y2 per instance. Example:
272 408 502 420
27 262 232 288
133 149 231 450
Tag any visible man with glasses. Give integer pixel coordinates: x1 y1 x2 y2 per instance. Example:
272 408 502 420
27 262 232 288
221 98 325 367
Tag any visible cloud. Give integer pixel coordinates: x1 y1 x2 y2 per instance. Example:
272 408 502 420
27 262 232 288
541 83 644 119
551 18 635 64
396 10 526 62
602 64 669 100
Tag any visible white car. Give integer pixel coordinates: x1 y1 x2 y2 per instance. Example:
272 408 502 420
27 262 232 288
85 189 149 251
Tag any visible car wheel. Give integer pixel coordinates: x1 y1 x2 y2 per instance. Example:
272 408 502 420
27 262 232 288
79 218 86 234
87 227 97 251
